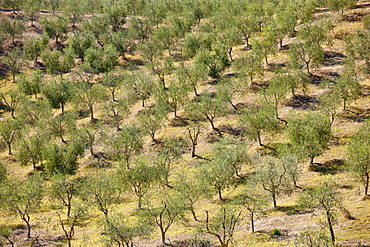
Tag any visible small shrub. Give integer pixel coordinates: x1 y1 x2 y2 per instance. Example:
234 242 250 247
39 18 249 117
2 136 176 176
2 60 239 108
271 228 281 235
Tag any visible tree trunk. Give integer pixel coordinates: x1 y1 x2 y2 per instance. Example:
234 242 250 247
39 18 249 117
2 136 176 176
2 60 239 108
67 238 72 247
326 211 335 246
365 174 369 195
22 215 31 238
310 156 315 164
191 206 199 222
257 131 262 146
191 143 196 157
61 102 65 115
7 142 12 155
251 212 255 232
272 192 277 208
218 189 224 201
90 105 94 121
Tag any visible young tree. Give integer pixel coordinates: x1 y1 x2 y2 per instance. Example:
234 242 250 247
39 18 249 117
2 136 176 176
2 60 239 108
49 174 82 218
121 155 162 209
41 48 75 78
4 48 23 83
186 94 226 136
194 48 229 79
287 112 332 164
102 213 152 247
18 98 52 125
289 42 324 74
23 0 43 27
44 0 63 14
81 171 120 217
0 174 44 238
81 44 119 75
298 181 343 246
45 112 76 144
42 141 84 175
239 102 280 146
105 125 144 168
76 123 104 157
0 18 25 46
73 82 108 121
23 35 48 64
0 118 20 155
173 170 211 221
67 31 95 60
17 70 43 99
56 205 87 247
333 72 361 111
255 155 289 208
124 72 155 107
204 206 242 247
142 190 187 245
251 36 276 66
16 133 47 170
347 120 370 195
62 0 84 28
199 159 237 201
137 106 166 144
42 79 74 114
232 50 264 86
176 63 208 97
41 15 69 44
187 123 203 158
234 184 269 232
0 89 23 119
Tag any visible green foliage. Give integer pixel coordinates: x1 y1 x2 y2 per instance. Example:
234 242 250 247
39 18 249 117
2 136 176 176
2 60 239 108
41 48 75 77
0 17 25 45
199 159 237 201
23 35 48 63
194 48 229 79
204 205 242 247
141 190 187 245
0 163 7 183
298 180 342 245
81 44 119 74
0 89 24 119
4 48 23 83
347 119 370 195
42 79 74 114
81 171 120 216
287 111 332 164
0 174 44 238
0 118 21 155
41 15 69 43
42 141 84 175
102 213 153 247
294 229 331 247
105 125 143 166
16 132 47 170
49 174 82 218
137 106 166 143
73 82 108 120
17 70 43 98
271 228 281 235
120 155 162 209
239 102 280 146
67 31 95 59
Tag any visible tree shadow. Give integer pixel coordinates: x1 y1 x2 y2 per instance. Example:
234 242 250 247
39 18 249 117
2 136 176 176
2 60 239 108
169 117 189 127
286 94 318 110
323 51 346 66
275 205 313 215
339 107 370 122
308 159 344 175
217 124 244 136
